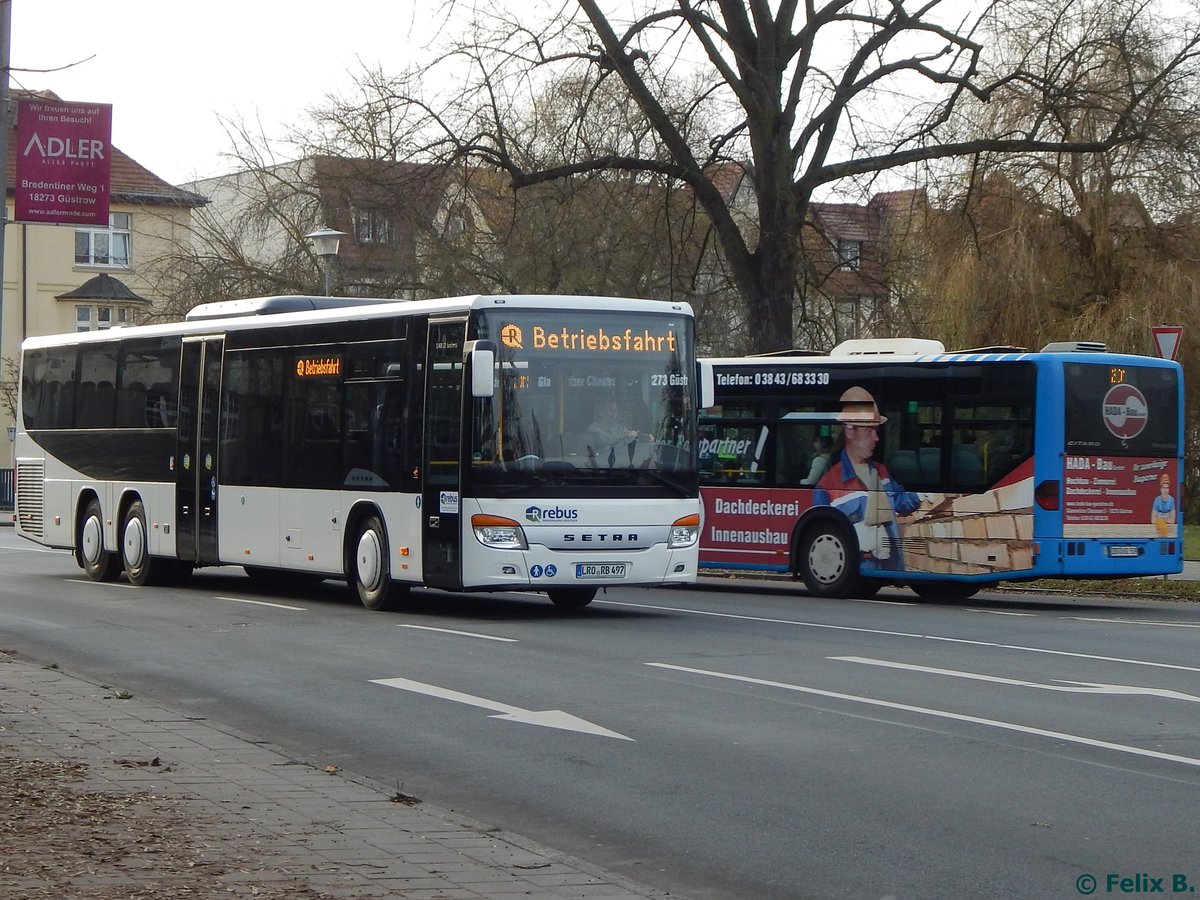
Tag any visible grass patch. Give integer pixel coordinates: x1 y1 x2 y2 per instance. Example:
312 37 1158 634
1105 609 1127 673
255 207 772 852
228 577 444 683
1000 575 1200 599
1186 524 1200 561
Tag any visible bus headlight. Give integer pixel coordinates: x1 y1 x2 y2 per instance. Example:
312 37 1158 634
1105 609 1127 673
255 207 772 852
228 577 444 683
668 513 701 549
471 514 528 550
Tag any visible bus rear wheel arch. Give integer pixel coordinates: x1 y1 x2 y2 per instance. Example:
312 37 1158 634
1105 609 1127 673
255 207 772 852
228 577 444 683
78 496 120 582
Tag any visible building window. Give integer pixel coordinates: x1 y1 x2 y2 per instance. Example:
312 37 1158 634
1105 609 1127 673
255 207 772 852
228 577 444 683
836 238 862 271
833 296 882 341
354 208 391 244
75 304 136 332
444 202 475 242
75 213 132 267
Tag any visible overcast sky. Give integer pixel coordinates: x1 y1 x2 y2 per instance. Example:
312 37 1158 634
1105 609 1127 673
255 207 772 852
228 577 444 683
10 0 453 185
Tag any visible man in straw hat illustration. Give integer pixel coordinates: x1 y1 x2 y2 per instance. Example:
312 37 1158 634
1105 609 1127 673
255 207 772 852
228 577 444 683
1151 472 1177 537
815 386 924 571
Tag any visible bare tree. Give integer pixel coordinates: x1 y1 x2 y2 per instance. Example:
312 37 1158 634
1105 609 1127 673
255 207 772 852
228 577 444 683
372 0 1200 352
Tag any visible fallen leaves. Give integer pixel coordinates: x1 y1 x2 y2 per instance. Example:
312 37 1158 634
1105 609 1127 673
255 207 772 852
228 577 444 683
0 755 376 898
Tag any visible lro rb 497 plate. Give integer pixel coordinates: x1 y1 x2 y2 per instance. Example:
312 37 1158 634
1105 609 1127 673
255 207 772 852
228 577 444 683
575 562 629 579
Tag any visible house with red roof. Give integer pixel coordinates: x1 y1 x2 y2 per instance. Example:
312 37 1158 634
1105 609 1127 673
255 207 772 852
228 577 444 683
186 155 491 300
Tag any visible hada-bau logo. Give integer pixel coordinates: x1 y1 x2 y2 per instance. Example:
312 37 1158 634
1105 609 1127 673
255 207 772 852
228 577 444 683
525 505 580 523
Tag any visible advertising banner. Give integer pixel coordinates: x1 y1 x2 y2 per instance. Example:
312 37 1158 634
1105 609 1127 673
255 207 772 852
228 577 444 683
1063 456 1178 538
15 98 112 225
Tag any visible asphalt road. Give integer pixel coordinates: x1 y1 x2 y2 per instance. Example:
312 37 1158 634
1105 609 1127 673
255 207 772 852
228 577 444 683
3 529 1200 900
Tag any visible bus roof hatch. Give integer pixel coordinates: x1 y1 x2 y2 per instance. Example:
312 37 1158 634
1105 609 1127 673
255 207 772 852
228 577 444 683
829 338 946 357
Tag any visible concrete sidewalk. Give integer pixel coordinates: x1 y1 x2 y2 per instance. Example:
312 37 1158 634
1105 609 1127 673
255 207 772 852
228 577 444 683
0 649 676 900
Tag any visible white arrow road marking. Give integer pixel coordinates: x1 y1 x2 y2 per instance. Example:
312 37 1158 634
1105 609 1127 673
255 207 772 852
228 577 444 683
646 662 1200 769
394 624 517 642
369 677 633 740
832 656 1200 703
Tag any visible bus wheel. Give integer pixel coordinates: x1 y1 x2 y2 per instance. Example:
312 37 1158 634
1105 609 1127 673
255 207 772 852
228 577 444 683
79 499 120 582
351 515 405 611
798 521 859 598
912 583 980 603
547 587 597 608
121 501 165 586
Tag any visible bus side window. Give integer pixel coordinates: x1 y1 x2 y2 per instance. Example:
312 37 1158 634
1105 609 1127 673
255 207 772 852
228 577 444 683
888 449 921 485
699 422 764 484
951 442 984 485
775 423 826 486
918 446 941 481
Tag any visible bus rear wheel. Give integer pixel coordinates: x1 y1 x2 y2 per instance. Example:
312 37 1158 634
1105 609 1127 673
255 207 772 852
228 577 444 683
121 500 169 586
547 587 597 608
797 520 860 598
350 515 406 611
912 583 980 603
79 499 120 582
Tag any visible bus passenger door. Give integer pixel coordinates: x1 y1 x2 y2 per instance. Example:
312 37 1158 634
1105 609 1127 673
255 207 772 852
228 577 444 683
176 337 224 565
421 319 466 590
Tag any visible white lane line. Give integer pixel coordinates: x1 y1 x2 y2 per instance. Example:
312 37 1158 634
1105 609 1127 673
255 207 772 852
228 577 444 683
600 599 1200 674
969 609 1036 617
832 656 1200 702
66 578 135 589
396 624 517 642
1063 616 1200 629
646 662 1200 769
215 596 307 611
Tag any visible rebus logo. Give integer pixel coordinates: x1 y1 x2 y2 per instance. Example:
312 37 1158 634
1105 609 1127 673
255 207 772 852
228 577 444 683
23 133 107 161
501 324 523 349
525 505 580 523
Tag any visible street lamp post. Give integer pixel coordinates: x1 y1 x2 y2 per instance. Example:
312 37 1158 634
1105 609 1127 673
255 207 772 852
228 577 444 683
305 226 347 296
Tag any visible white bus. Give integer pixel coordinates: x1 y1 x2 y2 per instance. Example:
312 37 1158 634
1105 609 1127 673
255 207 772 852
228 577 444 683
16 294 708 610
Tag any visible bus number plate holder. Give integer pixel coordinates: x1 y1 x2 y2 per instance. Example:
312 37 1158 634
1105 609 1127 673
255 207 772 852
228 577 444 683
1107 546 1139 558
575 562 628 579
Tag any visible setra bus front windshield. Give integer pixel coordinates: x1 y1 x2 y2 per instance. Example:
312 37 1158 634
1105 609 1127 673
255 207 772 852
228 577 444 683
468 308 697 494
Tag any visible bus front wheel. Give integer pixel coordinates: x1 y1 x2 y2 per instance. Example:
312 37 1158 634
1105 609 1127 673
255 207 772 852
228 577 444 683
79 499 120 582
351 516 406 611
797 521 860 598
547 587 597 608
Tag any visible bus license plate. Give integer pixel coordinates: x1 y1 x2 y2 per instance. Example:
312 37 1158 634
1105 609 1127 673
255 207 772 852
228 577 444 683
1107 545 1139 558
575 562 628 579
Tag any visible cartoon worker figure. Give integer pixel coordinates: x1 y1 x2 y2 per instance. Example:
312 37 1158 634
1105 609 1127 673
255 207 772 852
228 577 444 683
814 387 923 571
1151 472 1177 537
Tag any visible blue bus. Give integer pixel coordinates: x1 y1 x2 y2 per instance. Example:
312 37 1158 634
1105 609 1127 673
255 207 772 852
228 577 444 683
699 338 1184 600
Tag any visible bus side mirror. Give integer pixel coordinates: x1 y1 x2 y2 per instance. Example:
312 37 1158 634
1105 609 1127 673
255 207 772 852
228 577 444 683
469 342 496 399
697 360 715 409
